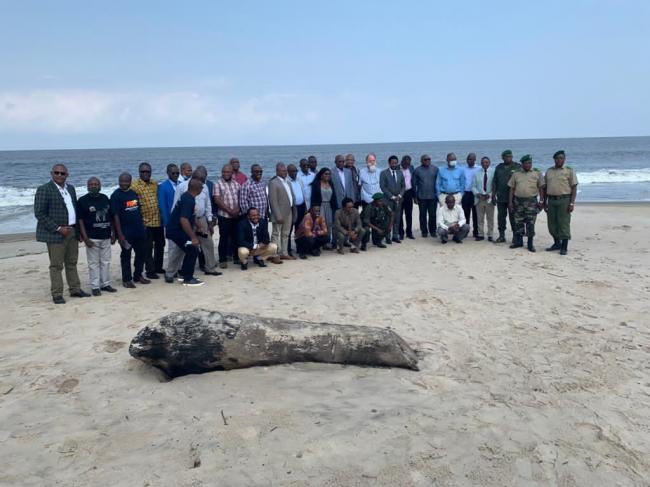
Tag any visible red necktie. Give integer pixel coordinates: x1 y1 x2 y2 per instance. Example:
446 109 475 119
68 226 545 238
483 170 488 192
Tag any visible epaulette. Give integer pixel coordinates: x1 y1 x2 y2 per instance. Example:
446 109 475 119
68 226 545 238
533 168 540 172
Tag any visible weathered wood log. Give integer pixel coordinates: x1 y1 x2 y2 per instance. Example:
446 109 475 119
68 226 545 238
129 309 419 377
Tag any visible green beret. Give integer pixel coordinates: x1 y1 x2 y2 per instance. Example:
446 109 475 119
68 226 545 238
520 154 532 163
372 192 384 201
553 150 565 159
501 149 513 158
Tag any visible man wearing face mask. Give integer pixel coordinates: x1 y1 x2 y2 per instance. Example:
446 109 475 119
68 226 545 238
359 153 381 209
77 177 117 296
436 153 465 206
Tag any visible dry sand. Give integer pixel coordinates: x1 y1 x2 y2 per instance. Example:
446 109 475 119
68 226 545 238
1 204 649 486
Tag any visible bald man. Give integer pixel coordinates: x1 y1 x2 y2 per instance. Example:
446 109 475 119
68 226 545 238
268 162 297 259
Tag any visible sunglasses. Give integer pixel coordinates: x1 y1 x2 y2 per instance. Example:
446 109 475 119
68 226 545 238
140 170 151 174
53 171 68 176
170 171 180 175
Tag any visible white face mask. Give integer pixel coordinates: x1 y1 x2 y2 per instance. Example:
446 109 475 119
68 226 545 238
449 160 457 168
368 165 377 172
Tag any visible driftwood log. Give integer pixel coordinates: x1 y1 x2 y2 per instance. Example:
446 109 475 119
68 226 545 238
129 309 419 377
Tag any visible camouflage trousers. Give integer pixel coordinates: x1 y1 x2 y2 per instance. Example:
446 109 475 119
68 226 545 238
514 197 539 237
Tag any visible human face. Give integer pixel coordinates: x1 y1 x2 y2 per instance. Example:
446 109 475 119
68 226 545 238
308 157 317 172
322 170 331 182
480 158 490 170
51 165 68 186
447 155 457 168
522 160 533 172
445 196 455 209
366 154 376 169
554 154 565 168
466 153 476 167
335 155 345 169
167 165 180 182
248 209 260 224
401 157 411 169
231 159 240 172
389 158 399 170
287 165 298 179
139 166 152 183
344 201 354 213
503 154 513 165
310 206 321 218
87 178 101 195
276 165 288 179
373 198 383 207
300 160 309 174
119 175 132 191
181 164 193 178
345 155 355 168
251 166 263 182
421 155 431 167
222 165 233 181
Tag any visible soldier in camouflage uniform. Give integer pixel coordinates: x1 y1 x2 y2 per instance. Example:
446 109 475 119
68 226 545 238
507 154 545 252
491 149 521 243
361 192 393 248
543 150 578 255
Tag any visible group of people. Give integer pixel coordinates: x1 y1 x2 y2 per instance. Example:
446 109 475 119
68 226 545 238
34 150 578 304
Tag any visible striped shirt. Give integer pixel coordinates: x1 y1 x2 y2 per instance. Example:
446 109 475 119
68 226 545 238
130 179 161 227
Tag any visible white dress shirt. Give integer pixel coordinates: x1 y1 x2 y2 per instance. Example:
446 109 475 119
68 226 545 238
279 177 293 206
55 181 76 225
250 222 259 249
436 204 466 230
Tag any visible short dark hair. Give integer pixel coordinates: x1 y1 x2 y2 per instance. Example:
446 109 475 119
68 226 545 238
166 163 178 173
388 155 399 163
138 162 151 171
247 207 258 215
341 197 354 207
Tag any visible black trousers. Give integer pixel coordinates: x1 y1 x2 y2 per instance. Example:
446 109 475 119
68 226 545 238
217 216 239 262
399 189 414 237
296 235 328 255
370 226 390 245
461 191 478 237
120 238 147 282
144 226 165 273
288 203 306 255
418 198 437 236
170 238 200 281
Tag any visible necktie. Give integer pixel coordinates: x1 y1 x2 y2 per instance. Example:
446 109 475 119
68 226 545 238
392 170 396 183
483 170 488 192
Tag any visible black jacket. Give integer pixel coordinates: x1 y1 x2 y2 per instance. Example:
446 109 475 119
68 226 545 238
238 217 271 249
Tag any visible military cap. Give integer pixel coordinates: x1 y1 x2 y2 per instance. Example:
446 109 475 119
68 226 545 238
553 150 565 159
372 192 384 200
520 154 532 163
501 149 513 158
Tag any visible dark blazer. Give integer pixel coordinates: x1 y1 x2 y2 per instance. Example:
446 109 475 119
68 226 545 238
238 217 271 250
330 166 356 207
379 168 406 202
34 180 78 243
310 181 339 212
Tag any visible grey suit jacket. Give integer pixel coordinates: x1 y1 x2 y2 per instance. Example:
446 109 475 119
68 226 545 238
330 167 356 207
379 168 406 203
267 176 297 223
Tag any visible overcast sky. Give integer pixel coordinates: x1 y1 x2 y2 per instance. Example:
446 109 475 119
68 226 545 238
1 0 649 150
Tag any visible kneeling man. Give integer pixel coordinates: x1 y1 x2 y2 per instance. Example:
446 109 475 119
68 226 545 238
294 206 329 258
238 207 279 270
334 197 365 254
436 194 470 244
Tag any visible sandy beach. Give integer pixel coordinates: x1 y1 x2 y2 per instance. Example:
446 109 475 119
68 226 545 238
1 203 649 486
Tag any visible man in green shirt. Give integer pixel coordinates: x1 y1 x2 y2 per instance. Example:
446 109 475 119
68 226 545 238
361 193 393 248
543 150 578 255
491 149 521 243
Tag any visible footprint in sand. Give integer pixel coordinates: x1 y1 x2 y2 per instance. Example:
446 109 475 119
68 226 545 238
57 378 79 394
92 340 127 353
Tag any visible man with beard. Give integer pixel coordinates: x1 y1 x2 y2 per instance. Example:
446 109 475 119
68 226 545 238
359 153 381 209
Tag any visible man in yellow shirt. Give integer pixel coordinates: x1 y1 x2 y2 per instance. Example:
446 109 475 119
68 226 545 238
507 155 545 252
131 162 164 278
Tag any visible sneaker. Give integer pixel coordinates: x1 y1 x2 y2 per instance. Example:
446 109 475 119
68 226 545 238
100 285 118 293
92 289 101 297
182 278 205 287
53 296 66 304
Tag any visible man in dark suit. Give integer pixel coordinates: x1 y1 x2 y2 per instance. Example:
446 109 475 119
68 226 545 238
379 155 406 243
34 164 90 304
237 207 280 270
399 155 416 239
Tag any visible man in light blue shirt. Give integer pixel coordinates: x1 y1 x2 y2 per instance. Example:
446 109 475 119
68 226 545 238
359 153 381 207
462 152 482 237
297 158 315 208
436 152 465 206
471 156 496 241
287 163 306 257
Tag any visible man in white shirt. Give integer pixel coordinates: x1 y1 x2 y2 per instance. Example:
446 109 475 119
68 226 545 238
471 156 496 241
297 158 315 208
436 194 470 244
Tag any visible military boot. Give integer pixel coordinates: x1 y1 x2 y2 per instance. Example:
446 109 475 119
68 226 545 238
560 239 568 255
527 237 536 252
509 236 523 249
496 230 506 243
546 238 561 251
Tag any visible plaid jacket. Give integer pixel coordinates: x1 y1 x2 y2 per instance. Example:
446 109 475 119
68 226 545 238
34 181 78 243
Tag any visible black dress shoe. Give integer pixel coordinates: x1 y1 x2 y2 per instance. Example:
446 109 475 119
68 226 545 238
123 281 136 289
360 244 367 251
53 296 66 304
204 270 223 276
240 263 248 271
101 285 117 293
406 234 415 240
233 258 242 265
92 289 101 296
155 268 165 274
146 272 160 279
375 243 387 248
164 276 174 283
298 253 308 259
488 237 493 242
475 236 484 241
254 258 267 267
421 232 428 238
70 290 91 298
385 239 392 245
392 237 401 243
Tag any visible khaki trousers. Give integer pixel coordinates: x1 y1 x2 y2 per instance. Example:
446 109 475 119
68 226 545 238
271 221 292 256
86 238 112 289
476 198 495 238
238 243 278 262
47 231 81 298
197 216 218 272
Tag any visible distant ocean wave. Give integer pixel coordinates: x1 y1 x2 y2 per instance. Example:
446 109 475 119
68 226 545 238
0 185 119 208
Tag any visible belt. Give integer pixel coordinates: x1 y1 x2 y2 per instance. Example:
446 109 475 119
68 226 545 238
515 196 537 201
548 194 571 200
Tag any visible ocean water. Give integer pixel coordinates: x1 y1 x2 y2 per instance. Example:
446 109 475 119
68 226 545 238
1 136 649 234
